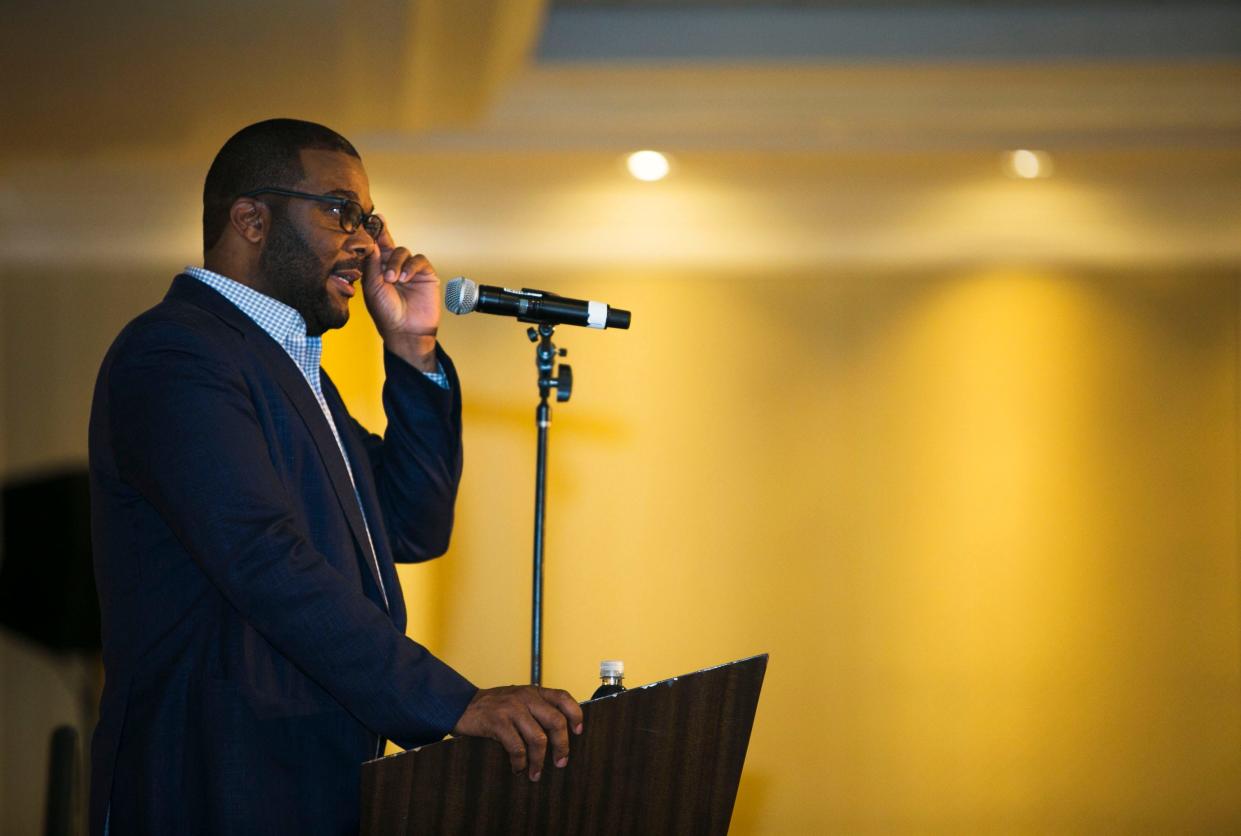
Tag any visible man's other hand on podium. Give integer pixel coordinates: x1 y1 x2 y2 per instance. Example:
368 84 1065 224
452 685 585 782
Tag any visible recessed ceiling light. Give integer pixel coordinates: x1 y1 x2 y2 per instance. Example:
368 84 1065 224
1004 149 1053 179
627 150 671 182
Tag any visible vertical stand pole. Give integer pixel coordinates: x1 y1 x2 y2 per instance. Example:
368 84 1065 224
531 393 549 686
528 323 571 686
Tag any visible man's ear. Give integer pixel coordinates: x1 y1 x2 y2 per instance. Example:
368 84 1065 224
229 198 267 244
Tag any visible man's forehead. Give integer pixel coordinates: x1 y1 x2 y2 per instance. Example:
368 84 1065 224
297 147 371 201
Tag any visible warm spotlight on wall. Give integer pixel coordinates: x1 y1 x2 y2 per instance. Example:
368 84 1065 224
627 150 671 182
1004 149 1054 179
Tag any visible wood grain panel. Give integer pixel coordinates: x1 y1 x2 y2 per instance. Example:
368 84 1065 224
361 654 768 835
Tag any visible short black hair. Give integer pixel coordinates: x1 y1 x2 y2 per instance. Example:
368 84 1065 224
202 118 360 251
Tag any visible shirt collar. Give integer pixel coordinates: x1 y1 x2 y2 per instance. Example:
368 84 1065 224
184 266 311 345
184 266 323 385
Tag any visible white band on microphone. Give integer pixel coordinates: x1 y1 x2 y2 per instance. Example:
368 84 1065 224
587 300 607 329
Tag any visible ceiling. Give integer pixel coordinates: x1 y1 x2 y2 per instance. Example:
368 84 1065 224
0 0 1237 270
548 0 1213 8
539 1 1241 62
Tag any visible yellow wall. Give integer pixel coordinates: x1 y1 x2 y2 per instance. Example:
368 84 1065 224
326 267 1241 833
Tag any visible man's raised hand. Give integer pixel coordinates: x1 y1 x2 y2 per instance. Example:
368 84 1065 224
361 217 442 372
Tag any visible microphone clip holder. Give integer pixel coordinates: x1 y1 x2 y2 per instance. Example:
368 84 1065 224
528 324 572 403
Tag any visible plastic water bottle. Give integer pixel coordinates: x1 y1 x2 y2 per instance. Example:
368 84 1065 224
591 659 626 699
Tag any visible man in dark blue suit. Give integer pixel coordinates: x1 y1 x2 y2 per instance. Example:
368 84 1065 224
88 119 582 835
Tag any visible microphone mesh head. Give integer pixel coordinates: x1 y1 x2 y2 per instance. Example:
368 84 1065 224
444 276 478 314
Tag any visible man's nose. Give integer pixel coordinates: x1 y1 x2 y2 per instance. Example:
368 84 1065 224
345 229 375 258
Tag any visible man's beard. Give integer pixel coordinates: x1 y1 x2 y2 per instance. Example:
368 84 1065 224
258 210 350 336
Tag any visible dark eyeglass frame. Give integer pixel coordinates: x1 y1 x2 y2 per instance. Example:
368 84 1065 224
240 187 384 239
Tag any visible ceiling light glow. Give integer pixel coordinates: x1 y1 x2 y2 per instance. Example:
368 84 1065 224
1005 149 1053 179
627 150 670 182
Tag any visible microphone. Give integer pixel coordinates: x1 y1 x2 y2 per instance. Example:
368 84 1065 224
444 277 631 330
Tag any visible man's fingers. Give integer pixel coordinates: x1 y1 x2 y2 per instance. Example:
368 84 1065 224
366 216 437 286
541 687 584 736
382 246 412 282
526 696 571 768
401 253 436 283
373 214 396 252
452 684 583 780
511 708 550 781
383 251 437 285
362 240 385 288
493 719 528 775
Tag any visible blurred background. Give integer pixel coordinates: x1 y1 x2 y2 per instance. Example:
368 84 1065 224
2 0 1240 833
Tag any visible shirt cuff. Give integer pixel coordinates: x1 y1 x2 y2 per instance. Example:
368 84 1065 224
421 362 450 390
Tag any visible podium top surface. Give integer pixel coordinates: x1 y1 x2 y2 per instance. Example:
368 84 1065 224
361 654 768 836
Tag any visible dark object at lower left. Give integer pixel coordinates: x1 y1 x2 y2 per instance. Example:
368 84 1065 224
0 468 101 652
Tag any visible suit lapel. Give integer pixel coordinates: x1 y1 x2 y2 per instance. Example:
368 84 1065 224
322 373 407 629
166 275 389 612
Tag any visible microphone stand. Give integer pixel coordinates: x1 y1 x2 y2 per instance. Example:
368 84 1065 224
528 322 572 686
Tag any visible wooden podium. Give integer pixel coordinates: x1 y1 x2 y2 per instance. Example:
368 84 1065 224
360 654 768 835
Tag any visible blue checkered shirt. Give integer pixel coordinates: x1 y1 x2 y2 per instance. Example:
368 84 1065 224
184 266 447 611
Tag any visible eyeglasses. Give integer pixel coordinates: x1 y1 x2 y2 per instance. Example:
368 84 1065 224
240 187 384 239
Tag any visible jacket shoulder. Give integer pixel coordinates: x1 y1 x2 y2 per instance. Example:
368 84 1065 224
105 292 243 370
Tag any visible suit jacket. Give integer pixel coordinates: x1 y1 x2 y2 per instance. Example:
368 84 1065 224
88 275 477 835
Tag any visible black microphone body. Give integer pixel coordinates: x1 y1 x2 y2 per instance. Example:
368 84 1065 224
445 278 631 330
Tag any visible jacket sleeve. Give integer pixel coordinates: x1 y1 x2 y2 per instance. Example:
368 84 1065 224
106 321 476 747
343 345 464 563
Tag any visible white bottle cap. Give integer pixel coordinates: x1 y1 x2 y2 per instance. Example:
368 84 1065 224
599 659 625 678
